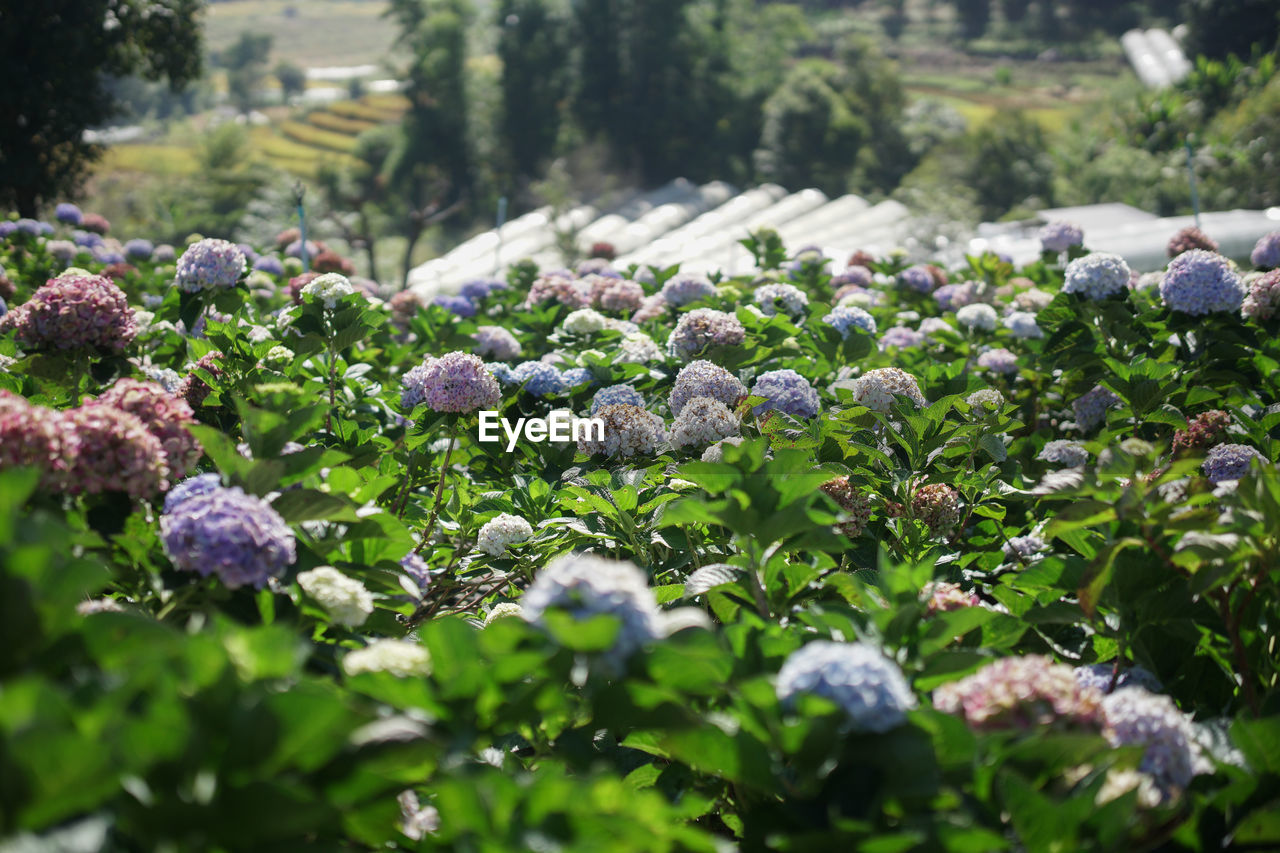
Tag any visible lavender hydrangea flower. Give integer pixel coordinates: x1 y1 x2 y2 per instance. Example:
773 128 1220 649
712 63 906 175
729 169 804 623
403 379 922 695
668 360 746 417
753 283 809 318
1074 663 1162 695
823 306 877 338
669 397 740 448
253 255 285 276
0 274 137 354
433 294 477 317
751 369 820 418
45 240 78 262
1003 534 1046 559
153 244 176 263
667 309 745 360
933 281 980 311
1039 221 1084 253
1251 231 1280 269
1064 253 1131 300
594 278 645 313
776 641 916 732
472 325 522 361
460 278 506 301
400 552 432 590
55 203 83 225
124 239 153 261
175 238 247 292
164 473 224 514
1102 688 1201 797
899 265 936 293
400 352 502 413
591 384 645 415
1072 385 1121 432
832 265 874 289
1004 311 1044 338
1202 443 1265 483
879 325 924 349
521 553 662 663
977 347 1018 374
71 229 103 249
1159 250 1245 315
160 485 295 589
660 274 716 306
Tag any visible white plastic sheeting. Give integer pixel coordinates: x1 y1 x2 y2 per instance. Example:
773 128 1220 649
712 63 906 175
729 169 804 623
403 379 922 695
1122 28 1191 89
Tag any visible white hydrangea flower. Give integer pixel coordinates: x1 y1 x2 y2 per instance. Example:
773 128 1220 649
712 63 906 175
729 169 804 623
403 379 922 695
1096 767 1163 809
850 367 927 412
966 388 1004 409
484 602 523 625
1004 311 1044 338
343 639 432 677
300 273 356 309
701 435 745 463
476 513 534 556
264 345 295 364
246 324 273 343
616 332 664 364
670 397 740 449
562 308 608 335
955 303 998 331
297 566 374 627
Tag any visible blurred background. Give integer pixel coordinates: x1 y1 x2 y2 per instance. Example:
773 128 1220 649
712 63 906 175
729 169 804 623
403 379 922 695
1 0 1277 285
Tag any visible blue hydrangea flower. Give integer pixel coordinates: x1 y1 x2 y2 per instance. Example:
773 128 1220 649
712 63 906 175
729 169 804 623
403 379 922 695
1064 253 1130 300
124 239 154 261
591 384 645 415
163 473 224 514
55 203 83 225
751 369 820 418
1202 443 1265 483
754 283 809 317
561 367 592 388
776 641 916 732
432 294 477 318
977 347 1018 375
253 255 285 276
72 229 103 249
0 222 16 239
899 265 935 293
93 247 125 265
1102 687 1201 798
460 278 507 301
160 485 296 589
510 361 566 396
823 306 877 338
175 238 247 292
1159 250 1245 315
1074 663 1162 695
1072 385 1121 432
660 274 716 306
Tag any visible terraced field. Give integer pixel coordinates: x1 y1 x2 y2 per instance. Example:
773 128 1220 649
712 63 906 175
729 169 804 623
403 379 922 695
258 93 409 176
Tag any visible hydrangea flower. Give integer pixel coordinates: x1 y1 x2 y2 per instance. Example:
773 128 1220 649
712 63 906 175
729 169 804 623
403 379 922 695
1167 226 1218 258
562 308 608 335
180 351 224 409
617 331 665 364
593 278 645 313
911 483 960 535
1072 385 1121 432
753 283 809 318
432 294 476 317
509 360 567 396
1039 220 1084 253
1039 439 1089 467
879 325 925 349
956 303 998 331
123 239 153 261
1202 443 1265 483
822 305 876 338
1251 231 1280 269
476 513 534 555
832 265 874 289
1003 311 1044 339
400 352 501 413
899 264 936 293
631 293 668 323
1003 534 1046 559
92 378 200 479
850 367 926 412
667 309 745 360
750 369 820 418
1103 688 1201 798
459 277 506 301
484 602 523 625
976 347 1018 374
591 384 646 415
1073 663 1162 695
966 388 1004 409
660 274 716 306
160 486 295 589
163 473 224 514
578 404 665 458
1064 253 1131 300
253 255 285 276
668 360 745 417
45 240 78 262
670 397 740 449
923 581 980 613
472 325 522 361
1171 410 1232 455
297 566 374 627
153 244 176 263
343 639 432 677
175 238 246 292
0 274 137 354
933 655 1106 732
520 553 662 663
301 272 356 309
525 272 592 309
819 476 873 537
64 405 169 498
1242 270 1280 320
1160 250 1245 315
54 203 83 225
0 391 75 489
775 641 916 732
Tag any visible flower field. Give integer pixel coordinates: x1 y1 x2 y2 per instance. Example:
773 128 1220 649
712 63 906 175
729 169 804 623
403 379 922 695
1 209 1279 850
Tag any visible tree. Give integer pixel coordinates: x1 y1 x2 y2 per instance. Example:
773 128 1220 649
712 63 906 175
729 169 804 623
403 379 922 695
1184 0 1280 61
275 61 307 105
961 111 1055 219
953 0 990 40
221 32 273 115
0 0 202 217
497 0 571 184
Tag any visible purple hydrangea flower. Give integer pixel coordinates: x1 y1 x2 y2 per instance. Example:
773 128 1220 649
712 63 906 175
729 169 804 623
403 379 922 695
669 360 746 417
1159 250 1245 315
1102 688 1200 797
660 274 716 307
236 243 258 263
432 294 477 318
160 485 296 589
472 325 522 360
175 238 247 292
977 347 1018 375
400 552 432 590
163 473 225 514
93 247 125 265
1243 270 1280 321
667 308 745 360
751 369 820 418
400 352 502 413
55 203 83 225
124 238 154 261
1039 220 1084 253
591 384 645 414
934 655 1105 732
822 305 876 338
831 265 874 289
1202 443 1265 483
16 219 51 237
72 229 103 249
460 278 507 301
253 255 285 276
776 641 916 732
153 244 176 263
561 367 592 387
1064 253 1131 300
1251 231 1280 270
1072 385 1121 432
0 222 17 239
899 265 936 293
880 325 924 349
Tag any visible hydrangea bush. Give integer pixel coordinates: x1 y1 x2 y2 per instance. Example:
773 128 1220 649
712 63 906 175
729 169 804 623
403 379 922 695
0 212 1277 851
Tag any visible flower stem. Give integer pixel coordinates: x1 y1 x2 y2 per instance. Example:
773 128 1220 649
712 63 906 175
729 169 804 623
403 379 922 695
415 420 456 555
326 332 337 436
